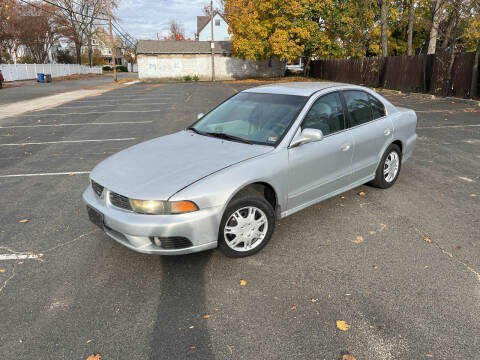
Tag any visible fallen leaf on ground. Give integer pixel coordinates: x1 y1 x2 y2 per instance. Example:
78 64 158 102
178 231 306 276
336 320 350 331
471 194 477 197
342 354 357 360
239 280 247 286
86 339 92 344
311 298 318 303
352 236 364 244
86 355 101 360
424 237 432 243
190 346 196 350
369 231 376 235
358 191 366 196
188 325 194 329
426 355 433 358
424 266 429 269
290 305 297 310
373 266 379 270
340 196 345 199
0 269 5 273
69 173 74 176
203 314 211 319
19 219 29 223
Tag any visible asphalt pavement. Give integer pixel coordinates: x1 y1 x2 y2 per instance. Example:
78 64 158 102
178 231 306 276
0 80 478 360
0 73 137 106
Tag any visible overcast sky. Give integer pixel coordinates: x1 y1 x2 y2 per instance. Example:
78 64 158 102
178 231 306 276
116 0 217 40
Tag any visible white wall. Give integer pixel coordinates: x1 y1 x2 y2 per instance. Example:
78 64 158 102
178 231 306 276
138 54 285 80
198 14 231 41
0 63 102 82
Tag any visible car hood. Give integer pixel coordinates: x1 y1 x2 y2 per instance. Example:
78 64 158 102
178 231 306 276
90 130 273 200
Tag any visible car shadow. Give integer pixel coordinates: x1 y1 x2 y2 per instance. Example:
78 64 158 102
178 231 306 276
148 250 215 359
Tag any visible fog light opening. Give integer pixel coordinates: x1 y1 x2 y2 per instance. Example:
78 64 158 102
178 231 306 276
152 236 162 247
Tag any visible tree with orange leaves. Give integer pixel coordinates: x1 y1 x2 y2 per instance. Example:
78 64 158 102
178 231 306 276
224 0 334 65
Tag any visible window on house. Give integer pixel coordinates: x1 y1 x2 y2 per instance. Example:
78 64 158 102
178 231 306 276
215 19 220 26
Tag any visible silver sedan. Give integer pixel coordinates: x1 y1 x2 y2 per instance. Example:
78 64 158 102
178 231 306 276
83 82 417 257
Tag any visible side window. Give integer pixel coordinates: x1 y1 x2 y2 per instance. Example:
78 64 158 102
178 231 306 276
301 92 345 136
369 94 386 119
343 90 373 127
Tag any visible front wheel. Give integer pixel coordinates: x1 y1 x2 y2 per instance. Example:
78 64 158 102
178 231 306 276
370 144 402 189
218 195 275 258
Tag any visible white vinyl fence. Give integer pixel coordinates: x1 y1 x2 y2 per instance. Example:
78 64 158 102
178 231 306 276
0 63 102 82
127 63 138 72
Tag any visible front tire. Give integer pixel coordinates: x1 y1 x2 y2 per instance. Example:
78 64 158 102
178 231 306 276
218 195 275 258
370 144 402 189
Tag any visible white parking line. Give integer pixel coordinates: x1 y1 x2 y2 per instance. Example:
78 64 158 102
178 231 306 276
21 110 164 117
55 103 168 109
417 124 480 129
0 121 152 129
72 97 173 103
0 171 90 178
0 138 135 146
0 253 43 260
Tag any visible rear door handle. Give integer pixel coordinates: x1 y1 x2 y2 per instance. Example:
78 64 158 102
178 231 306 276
384 128 392 136
341 143 351 152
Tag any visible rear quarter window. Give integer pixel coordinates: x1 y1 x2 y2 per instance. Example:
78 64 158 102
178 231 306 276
369 94 386 119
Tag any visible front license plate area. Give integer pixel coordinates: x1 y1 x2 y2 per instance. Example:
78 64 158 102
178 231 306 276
87 206 104 229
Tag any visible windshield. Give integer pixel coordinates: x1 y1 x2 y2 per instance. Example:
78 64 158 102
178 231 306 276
191 92 307 146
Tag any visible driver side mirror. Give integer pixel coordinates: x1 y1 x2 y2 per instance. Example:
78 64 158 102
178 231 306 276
290 128 324 148
197 113 205 120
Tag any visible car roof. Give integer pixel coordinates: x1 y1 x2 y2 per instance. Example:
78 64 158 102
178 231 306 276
242 81 347 97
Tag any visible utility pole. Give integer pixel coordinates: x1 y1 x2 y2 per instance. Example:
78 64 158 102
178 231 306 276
210 0 215 81
106 0 117 82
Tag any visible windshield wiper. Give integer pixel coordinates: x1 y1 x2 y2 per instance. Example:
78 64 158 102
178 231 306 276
187 127 207 136
205 132 253 145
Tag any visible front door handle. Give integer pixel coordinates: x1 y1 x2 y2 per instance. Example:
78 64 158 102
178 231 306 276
384 128 392 136
341 143 351 152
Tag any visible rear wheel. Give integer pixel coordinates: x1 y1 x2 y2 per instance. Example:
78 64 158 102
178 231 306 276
370 144 402 189
218 195 275 258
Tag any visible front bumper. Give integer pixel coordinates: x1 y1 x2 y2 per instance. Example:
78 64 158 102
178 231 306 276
82 186 222 255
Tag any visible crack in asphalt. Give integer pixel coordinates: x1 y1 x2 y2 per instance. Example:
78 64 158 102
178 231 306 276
0 264 16 294
414 227 480 283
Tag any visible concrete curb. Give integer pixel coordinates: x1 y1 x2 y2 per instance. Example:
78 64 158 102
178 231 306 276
0 83 135 121
375 88 480 106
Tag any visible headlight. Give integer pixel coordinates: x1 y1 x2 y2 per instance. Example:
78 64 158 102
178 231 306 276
129 199 198 215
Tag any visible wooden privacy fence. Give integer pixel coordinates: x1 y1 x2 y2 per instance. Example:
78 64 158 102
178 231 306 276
310 52 478 98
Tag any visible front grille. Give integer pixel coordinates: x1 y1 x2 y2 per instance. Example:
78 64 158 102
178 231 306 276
109 192 132 210
150 236 193 250
91 180 104 197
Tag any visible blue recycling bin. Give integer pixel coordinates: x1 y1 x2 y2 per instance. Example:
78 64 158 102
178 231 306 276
37 73 44 83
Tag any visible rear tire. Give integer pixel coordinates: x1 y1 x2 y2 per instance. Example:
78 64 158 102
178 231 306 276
370 144 402 189
218 195 275 258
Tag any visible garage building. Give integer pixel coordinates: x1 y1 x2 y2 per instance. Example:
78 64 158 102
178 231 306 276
137 40 285 81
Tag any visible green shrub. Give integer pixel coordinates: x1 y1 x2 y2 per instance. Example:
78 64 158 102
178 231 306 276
102 66 112 71
184 75 192 82
116 65 128 72
192 75 199 82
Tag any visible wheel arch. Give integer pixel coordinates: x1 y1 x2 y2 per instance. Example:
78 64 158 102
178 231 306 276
227 181 280 219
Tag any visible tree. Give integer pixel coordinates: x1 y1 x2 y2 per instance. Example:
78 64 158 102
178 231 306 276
427 0 445 54
56 48 75 63
53 0 108 64
378 0 389 56
16 2 58 63
164 19 186 40
225 0 327 62
407 0 416 55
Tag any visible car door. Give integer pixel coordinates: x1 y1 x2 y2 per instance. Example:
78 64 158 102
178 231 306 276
343 90 393 182
287 91 354 213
